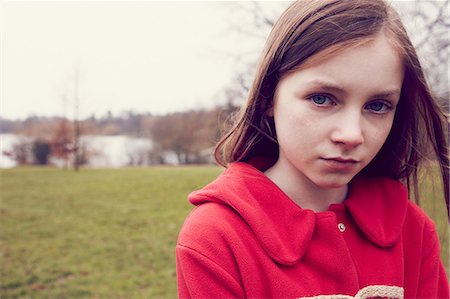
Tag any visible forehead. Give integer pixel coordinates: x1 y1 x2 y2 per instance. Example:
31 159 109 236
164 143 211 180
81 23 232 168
291 32 404 74
277 32 404 98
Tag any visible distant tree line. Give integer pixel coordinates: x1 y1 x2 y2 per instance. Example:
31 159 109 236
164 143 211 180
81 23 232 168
1 102 239 167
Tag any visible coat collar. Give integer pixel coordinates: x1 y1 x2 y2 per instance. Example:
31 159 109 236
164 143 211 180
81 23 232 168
344 176 408 247
189 162 408 266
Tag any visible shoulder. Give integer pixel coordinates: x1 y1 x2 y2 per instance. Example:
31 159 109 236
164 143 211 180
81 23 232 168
178 202 249 249
404 200 438 235
176 201 254 279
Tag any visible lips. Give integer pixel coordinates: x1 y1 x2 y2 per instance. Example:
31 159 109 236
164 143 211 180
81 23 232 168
323 157 359 163
321 157 360 171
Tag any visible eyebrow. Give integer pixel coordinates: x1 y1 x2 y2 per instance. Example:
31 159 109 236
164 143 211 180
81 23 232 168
303 79 402 99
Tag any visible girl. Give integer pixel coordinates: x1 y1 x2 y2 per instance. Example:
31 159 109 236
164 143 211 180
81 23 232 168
176 0 449 298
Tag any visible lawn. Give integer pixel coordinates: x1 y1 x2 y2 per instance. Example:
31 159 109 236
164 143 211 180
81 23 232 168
1 166 222 298
0 166 448 298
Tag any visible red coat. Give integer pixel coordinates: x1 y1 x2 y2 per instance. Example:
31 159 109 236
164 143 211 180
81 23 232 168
176 162 449 298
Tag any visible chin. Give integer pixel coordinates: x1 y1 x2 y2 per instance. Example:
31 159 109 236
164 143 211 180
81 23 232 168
312 175 354 189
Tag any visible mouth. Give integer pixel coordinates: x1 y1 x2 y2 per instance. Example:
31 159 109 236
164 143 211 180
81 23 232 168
322 157 360 163
320 157 360 171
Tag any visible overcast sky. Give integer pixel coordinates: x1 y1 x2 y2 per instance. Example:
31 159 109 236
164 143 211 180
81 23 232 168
2 1 445 120
2 1 289 120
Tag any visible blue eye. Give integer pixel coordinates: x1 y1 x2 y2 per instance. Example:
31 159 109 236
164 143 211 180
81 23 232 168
365 101 392 113
310 94 333 106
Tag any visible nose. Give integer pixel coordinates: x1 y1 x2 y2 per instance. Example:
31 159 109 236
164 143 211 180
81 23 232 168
330 111 364 149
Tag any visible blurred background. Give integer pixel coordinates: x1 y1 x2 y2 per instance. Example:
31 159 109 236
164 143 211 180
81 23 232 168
2 1 290 168
1 1 449 298
2 0 448 168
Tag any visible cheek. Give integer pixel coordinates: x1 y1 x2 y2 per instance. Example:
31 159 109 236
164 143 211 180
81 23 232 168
274 113 329 162
275 99 322 127
367 118 395 151
274 107 318 141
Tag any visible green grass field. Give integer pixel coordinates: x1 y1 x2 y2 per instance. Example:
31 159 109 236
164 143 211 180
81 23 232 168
1 166 448 298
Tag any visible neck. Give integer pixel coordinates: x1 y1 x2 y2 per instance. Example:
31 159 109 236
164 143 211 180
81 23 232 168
264 160 348 212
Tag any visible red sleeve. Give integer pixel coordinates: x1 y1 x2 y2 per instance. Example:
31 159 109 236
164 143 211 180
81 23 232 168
176 244 245 299
416 222 449 298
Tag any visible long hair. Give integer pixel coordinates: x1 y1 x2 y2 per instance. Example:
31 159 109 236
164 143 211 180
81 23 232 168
214 0 449 215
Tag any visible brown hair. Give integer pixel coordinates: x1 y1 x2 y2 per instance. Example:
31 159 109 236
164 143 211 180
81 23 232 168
214 0 449 215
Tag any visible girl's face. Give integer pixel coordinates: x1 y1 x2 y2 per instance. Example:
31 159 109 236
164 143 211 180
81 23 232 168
270 33 404 189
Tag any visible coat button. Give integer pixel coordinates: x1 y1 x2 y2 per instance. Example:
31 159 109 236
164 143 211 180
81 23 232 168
338 223 346 232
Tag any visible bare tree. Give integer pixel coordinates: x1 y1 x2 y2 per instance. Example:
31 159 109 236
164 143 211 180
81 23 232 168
396 0 450 101
218 1 288 106
73 66 81 171
148 108 231 165
223 1 450 107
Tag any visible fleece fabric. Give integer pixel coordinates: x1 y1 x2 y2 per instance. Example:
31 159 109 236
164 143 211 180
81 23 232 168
176 162 449 299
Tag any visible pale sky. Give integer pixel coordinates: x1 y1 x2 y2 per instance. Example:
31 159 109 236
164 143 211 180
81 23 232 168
1 1 289 120
2 1 446 120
